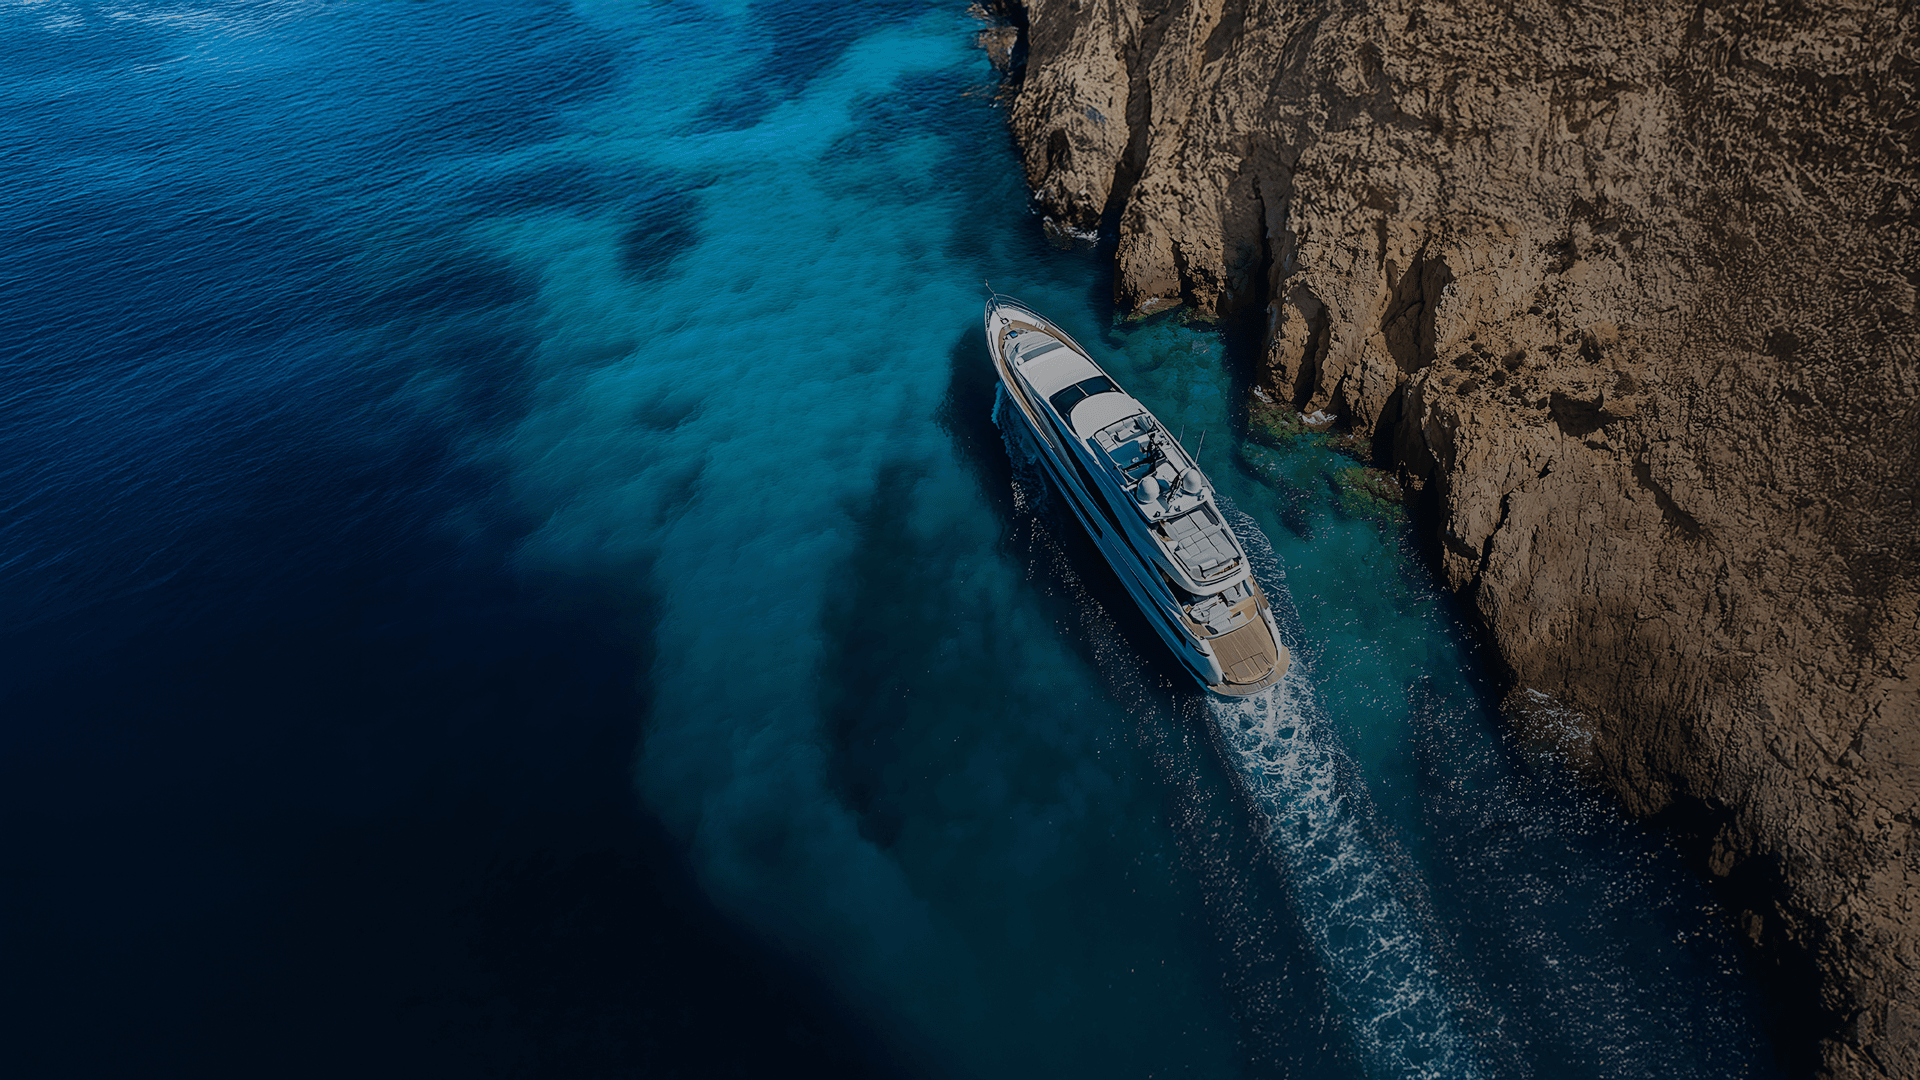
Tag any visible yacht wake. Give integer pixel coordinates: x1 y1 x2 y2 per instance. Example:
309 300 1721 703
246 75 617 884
997 394 1477 1077
1211 510 1479 1080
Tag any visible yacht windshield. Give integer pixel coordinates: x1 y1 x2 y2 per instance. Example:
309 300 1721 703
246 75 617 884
1047 375 1118 420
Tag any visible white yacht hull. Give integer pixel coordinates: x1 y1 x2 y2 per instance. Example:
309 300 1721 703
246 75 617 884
985 297 1288 696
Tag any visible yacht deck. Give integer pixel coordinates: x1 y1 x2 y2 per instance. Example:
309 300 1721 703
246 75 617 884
1210 617 1283 689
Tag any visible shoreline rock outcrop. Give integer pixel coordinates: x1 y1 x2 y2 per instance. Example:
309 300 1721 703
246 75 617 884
986 0 1919 1075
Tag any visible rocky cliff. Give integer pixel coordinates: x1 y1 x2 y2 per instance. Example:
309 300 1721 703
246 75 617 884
987 0 1919 1074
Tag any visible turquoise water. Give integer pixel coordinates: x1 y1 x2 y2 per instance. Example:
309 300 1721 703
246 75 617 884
1 2 1778 1077
484 6 1776 1076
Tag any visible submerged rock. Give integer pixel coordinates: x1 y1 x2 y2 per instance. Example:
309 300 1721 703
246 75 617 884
991 0 1919 1075
1247 402 1314 447
1330 465 1405 523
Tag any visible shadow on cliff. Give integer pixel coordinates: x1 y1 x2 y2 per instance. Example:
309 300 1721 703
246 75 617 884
1650 794 1834 1078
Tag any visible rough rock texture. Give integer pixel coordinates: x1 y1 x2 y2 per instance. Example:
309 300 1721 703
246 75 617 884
992 0 1920 1075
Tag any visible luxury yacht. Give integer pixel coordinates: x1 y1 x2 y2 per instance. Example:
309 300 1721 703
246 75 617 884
985 296 1288 696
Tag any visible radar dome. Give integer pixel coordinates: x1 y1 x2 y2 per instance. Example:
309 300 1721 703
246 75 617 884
1180 468 1204 494
1136 477 1162 503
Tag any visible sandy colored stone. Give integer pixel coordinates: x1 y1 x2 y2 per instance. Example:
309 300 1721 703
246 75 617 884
991 0 1918 1075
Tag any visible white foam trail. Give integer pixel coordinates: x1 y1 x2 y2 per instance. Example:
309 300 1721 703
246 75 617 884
1001 361 1478 1077
1213 509 1479 1080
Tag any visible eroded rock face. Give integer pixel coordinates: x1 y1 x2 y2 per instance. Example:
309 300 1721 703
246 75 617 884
995 0 1919 1075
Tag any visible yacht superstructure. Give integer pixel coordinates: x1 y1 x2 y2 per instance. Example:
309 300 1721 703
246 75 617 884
986 296 1288 696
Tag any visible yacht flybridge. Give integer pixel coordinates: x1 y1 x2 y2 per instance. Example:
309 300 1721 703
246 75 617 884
986 296 1288 696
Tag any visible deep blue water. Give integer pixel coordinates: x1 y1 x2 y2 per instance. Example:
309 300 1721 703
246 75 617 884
1 3 1781 1078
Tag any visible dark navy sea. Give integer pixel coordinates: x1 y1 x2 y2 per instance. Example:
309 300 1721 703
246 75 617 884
1 3 1781 1078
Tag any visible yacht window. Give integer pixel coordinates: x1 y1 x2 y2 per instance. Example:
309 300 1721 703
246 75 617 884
1048 375 1118 421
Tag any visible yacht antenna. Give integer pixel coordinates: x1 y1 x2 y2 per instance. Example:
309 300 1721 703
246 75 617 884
1197 429 1206 456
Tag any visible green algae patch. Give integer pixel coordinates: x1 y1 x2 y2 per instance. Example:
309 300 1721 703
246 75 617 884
1330 464 1407 523
1249 400 1373 456
1248 401 1315 448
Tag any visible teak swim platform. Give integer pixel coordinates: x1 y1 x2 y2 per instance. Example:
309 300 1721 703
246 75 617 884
986 296 1289 696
